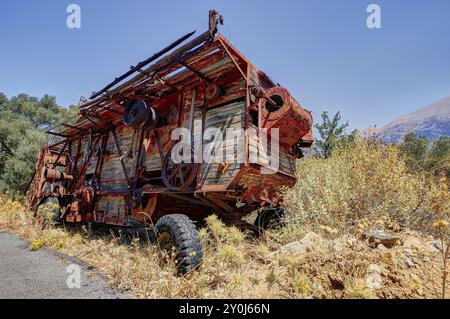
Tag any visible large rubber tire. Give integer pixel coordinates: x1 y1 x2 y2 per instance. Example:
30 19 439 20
37 197 61 225
254 207 287 231
155 214 203 275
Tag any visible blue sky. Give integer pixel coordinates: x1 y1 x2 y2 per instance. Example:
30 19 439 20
1 0 449 131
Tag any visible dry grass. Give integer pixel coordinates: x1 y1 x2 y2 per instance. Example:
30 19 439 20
0 200 304 298
0 140 448 299
281 140 449 243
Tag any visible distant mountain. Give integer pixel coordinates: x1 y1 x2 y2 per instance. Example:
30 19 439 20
375 96 450 144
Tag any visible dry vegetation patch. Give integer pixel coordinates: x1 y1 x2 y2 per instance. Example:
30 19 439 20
1 141 448 299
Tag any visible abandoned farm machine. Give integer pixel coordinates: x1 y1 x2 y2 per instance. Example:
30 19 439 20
27 11 314 273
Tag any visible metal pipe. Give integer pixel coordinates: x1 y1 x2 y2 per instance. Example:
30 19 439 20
179 61 211 83
165 192 210 207
90 30 197 100
82 31 212 110
44 168 74 182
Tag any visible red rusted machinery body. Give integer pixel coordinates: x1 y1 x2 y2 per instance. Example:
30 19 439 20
27 11 313 232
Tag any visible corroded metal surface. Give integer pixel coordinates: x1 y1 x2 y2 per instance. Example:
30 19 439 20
27 11 313 231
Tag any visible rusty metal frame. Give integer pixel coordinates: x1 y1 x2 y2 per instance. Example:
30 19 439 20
80 31 214 111
217 36 248 83
28 10 313 230
179 61 212 84
61 123 87 134
46 131 69 138
90 30 197 100
94 130 109 185
111 126 131 187
69 134 101 193
52 141 68 169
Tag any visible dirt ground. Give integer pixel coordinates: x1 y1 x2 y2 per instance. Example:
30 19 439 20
266 228 446 299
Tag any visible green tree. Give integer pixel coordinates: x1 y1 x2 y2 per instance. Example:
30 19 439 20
2 129 46 195
428 136 450 175
0 93 7 106
0 92 77 197
398 133 450 176
399 133 430 169
2 93 66 128
314 111 349 158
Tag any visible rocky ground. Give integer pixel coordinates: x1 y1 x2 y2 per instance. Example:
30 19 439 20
1 194 447 299
265 228 446 298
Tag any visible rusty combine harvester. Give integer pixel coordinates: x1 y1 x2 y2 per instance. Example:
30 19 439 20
27 11 313 273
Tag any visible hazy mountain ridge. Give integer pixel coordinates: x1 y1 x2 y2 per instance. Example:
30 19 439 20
376 96 450 144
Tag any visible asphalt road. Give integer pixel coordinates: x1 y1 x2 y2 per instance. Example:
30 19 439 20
0 231 130 299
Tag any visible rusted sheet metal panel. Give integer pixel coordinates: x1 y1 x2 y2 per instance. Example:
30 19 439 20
233 165 297 203
99 179 128 193
162 46 230 85
205 109 245 127
166 55 232 87
248 135 296 176
96 196 126 224
201 163 241 183
144 153 165 171
101 155 134 180
200 57 233 75
248 65 275 89
260 86 313 148
200 101 245 190
71 138 99 175
194 72 246 109
106 126 134 155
